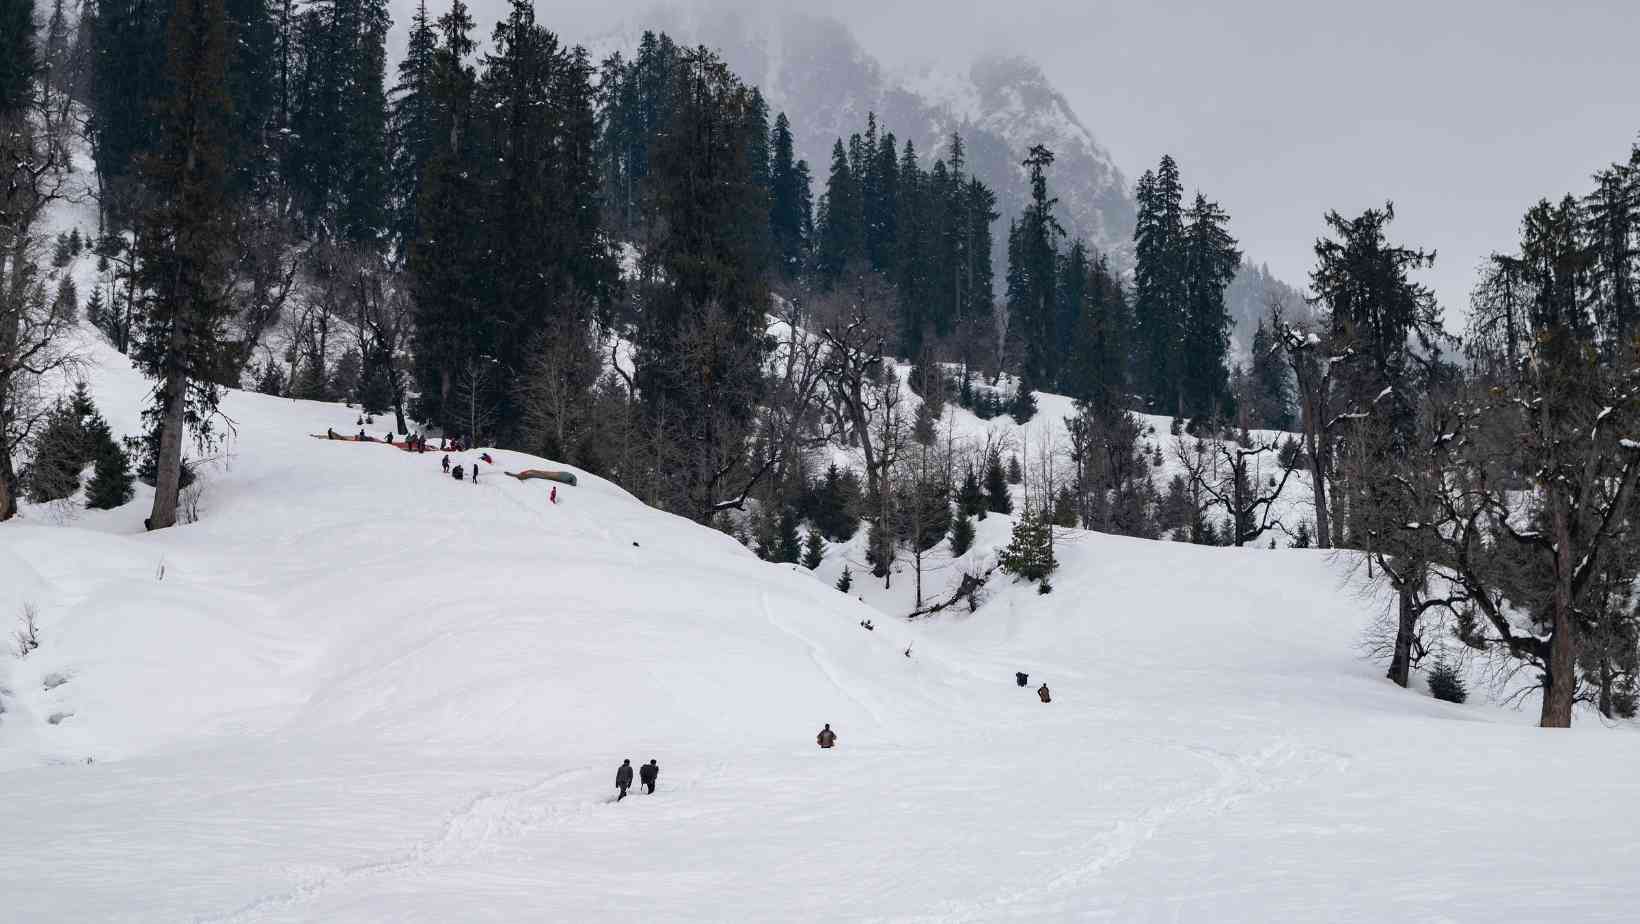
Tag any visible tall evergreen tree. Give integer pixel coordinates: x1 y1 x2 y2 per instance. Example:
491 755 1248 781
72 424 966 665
0 0 34 116
1007 145 1062 391
387 0 438 258
768 111 808 275
816 137 862 281
133 0 235 530
1179 192 1240 417
1132 156 1187 411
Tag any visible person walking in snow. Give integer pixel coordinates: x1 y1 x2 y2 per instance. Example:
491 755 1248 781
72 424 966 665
1037 683 1051 704
639 759 659 794
441 454 451 474
470 463 479 484
549 485 558 504
615 759 634 801
816 724 837 749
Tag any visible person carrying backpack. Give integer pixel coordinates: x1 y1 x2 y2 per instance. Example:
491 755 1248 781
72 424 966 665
615 759 634 801
639 759 659 794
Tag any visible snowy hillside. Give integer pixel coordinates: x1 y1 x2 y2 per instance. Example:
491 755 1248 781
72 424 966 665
3 337 1638 921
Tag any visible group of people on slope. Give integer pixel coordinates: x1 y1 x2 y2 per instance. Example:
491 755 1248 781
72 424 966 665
323 428 449 454
614 759 661 801
441 452 495 484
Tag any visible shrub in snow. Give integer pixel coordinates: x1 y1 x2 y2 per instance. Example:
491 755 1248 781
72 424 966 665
1427 659 1467 704
15 604 40 658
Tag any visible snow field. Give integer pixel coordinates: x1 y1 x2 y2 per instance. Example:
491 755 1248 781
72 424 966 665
2 333 1638 921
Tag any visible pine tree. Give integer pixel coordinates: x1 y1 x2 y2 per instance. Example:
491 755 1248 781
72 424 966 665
835 566 853 593
998 510 1056 582
1006 454 1022 485
0 0 35 116
1009 384 1038 424
287 0 391 241
132 0 236 530
948 510 975 556
1133 156 1187 411
956 468 984 517
1180 193 1241 417
802 529 824 570
1249 317 1293 429
1007 145 1062 392
86 440 135 509
776 509 802 564
768 111 808 274
1427 659 1467 704
985 454 1012 514
817 138 862 281
387 0 439 257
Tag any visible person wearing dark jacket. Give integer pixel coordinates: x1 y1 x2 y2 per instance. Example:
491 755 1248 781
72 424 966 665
1037 683 1051 704
615 759 634 801
441 454 451 473
1016 672 1029 687
639 759 659 794
816 724 837 749
470 463 479 484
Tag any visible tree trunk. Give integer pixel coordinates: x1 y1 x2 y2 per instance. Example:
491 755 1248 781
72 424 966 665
147 366 188 530
1386 577 1417 688
0 441 18 521
1541 514 1579 728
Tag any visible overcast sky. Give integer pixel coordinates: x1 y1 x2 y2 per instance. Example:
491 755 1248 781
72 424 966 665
404 0 1638 317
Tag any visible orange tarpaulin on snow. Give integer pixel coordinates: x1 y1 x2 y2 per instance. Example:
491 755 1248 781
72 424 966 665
506 469 578 487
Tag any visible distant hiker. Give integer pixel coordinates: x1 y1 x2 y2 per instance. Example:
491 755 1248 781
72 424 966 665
441 454 451 473
1016 672 1029 688
549 485 558 504
816 724 837 749
357 429 368 441
327 427 337 440
616 759 634 801
385 432 394 445
470 463 479 484
640 759 659 794
1037 683 1051 704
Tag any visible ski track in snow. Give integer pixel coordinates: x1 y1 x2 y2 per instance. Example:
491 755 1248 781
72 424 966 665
923 737 1349 922
759 590 890 731
197 766 595 924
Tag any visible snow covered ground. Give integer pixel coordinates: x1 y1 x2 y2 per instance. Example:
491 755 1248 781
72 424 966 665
3 335 1639 922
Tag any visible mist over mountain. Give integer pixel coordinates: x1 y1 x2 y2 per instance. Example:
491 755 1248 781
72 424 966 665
595 5 1305 350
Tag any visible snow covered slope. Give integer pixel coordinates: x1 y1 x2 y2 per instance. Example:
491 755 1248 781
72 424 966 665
2 337 1637 921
